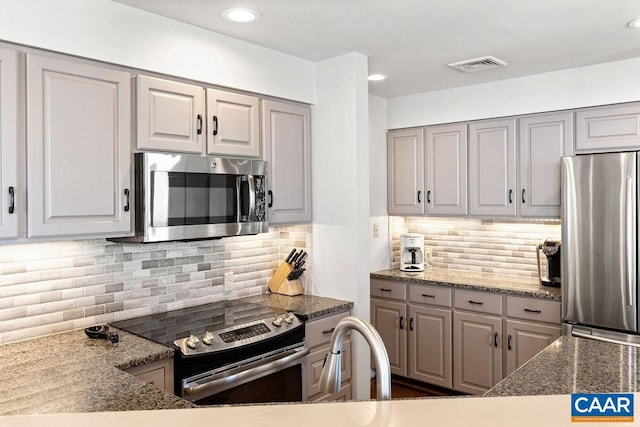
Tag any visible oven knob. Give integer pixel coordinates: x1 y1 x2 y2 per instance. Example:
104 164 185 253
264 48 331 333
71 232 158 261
202 331 214 345
284 313 295 324
186 335 200 349
272 316 283 327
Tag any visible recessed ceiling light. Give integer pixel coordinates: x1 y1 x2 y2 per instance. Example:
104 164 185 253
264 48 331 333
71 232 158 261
368 74 387 81
628 17 640 29
221 8 261 23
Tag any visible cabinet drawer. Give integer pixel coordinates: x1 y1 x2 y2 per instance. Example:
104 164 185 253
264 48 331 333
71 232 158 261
370 279 406 301
306 339 351 399
506 296 561 324
408 284 452 308
454 290 503 315
305 311 350 349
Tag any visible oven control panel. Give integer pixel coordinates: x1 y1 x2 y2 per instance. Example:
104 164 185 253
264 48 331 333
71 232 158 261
174 312 303 356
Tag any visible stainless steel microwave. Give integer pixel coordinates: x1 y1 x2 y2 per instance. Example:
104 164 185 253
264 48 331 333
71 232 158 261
119 152 268 242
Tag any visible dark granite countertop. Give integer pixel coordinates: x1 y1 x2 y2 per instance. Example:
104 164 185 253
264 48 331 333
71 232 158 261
0 328 193 415
485 335 640 396
371 268 561 300
240 293 354 320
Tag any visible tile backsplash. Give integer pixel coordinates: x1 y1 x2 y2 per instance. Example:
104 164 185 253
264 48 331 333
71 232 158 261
391 217 561 278
0 225 310 344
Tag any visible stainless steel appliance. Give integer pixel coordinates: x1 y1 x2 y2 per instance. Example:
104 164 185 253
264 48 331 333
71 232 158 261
535 239 561 288
112 300 307 404
400 233 425 272
116 152 268 242
562 152 640 345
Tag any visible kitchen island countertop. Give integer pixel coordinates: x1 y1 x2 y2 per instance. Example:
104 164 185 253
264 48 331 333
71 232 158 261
371 268 561 300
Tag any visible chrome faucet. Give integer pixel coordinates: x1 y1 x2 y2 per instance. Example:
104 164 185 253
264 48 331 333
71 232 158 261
319 316 391 400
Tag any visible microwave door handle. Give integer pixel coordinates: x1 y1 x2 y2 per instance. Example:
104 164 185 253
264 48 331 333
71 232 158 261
236 176 242 222
248 175 256 221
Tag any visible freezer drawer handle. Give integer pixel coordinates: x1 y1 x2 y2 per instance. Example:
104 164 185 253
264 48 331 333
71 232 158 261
523 308 541 314
468 300 484 305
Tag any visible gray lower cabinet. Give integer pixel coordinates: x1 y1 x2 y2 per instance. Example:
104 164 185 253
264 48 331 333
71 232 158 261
125 358 174 393
575 102 640 153
408 304 452 388
370 298 407 377
305 310 351 402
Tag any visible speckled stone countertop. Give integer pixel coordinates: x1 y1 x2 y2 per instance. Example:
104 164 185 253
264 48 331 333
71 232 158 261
371 268 561 300
0 328 193 415
485 335 640 396
240 293 354 320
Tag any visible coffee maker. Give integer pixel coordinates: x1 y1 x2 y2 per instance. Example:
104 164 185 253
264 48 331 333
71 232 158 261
400 233 425 272
536 238 561 287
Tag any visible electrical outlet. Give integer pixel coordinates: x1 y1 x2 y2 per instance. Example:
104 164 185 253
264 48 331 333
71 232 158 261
373 223 380 238
224 271 234 292
425 248 432 263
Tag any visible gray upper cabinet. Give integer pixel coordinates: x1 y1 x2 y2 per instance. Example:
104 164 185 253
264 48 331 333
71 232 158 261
469 119 517 216
26 54 132 237
425 123 467 216
387 128 425 216
518 112 573 218
206 88 260 158
262 100 311 224
136 75 205 153
575 102 640 153
0 47 18 239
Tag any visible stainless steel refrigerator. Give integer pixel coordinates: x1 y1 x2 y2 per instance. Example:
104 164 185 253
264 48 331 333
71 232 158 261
562 152 640 345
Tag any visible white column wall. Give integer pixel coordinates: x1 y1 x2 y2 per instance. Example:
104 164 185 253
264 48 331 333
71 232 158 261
0 0 315 103
387 57 640 129
311 52 371 400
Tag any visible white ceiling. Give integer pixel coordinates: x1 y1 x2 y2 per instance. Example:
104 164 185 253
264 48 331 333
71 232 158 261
111 0 640 98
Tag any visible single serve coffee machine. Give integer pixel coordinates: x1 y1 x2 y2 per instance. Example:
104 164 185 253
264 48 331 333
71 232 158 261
400 233 425 272
536 238 561 287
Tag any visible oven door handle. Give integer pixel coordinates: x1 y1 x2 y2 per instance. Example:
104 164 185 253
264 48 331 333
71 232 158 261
183 346 309 398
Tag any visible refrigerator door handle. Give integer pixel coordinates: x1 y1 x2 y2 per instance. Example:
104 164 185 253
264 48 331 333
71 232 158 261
626 177 636 307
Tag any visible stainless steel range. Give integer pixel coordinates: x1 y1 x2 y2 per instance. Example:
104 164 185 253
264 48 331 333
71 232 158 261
112 299 307 405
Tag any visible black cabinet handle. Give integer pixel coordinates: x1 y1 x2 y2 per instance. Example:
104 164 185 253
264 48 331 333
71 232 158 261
123 189 130 212
427 190 431 203
494 332 499 347
522 189 526 204
268 190 273 208
322 328 335 335
399 316 404 330
524 308 542 314
379 288 392 292
507 334 512 350
8 186 14 214
409 317 414 331
417 190 421 203
508 189 513 204
421 294 435 298
468 300 484 305
212 115 218 136
196 114 203 135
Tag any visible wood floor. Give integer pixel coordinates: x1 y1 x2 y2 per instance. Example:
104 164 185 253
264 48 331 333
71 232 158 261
370 375 464 400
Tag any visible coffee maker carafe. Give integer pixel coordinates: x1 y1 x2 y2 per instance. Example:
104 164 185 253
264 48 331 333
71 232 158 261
536 238 561 287
400 233 425 272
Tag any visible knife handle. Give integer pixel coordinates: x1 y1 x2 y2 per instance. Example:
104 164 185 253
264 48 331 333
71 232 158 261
285 248 296 263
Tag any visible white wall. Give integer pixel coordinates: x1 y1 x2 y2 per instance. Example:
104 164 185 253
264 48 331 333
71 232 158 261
387 57 640 129
311 52 370 400
0 0 315 103
369 95 390 272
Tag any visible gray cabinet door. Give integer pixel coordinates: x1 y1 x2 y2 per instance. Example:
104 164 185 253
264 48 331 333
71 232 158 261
0 47 17 239
453 311 502 394
519 112 573 217
371 298 407 377
575 103 640 153
425 123 467 215
26 54 132 237
137 75 205 153
504 319 560 377
469 119 516 216
207 89 260 158
387 128 425 216
262 100 311 224
408 304 452 388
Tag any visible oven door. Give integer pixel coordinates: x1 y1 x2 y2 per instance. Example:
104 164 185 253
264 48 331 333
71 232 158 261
182 344 309 405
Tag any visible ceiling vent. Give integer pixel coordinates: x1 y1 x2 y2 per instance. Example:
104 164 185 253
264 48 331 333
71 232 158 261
447 55 507 73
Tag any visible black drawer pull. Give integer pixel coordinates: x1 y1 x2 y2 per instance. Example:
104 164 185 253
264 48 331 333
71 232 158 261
524 308 542 314
468 300 484 305
421 294 436 298
322 328 335 335
379 288 392 292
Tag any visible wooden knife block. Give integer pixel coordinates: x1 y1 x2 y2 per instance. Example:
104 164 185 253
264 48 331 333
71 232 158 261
268 263 303 296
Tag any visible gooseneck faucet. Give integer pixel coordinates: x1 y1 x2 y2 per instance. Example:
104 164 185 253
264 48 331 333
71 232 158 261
319 316 391 400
